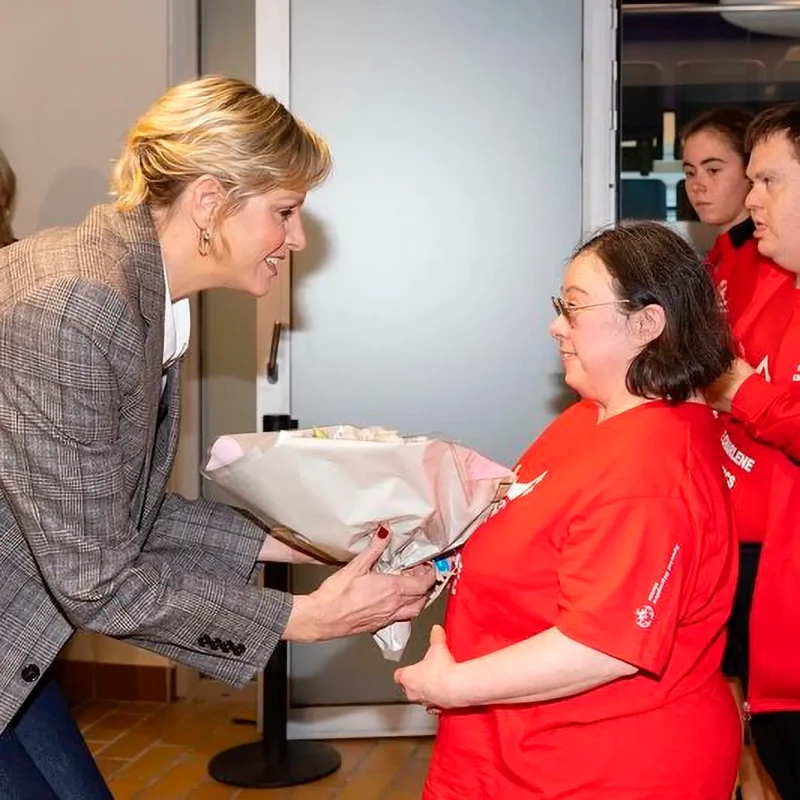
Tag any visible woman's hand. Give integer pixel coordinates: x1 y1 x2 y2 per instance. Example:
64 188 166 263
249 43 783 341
394 625 460 710
705 357 756 413
282 530 436 642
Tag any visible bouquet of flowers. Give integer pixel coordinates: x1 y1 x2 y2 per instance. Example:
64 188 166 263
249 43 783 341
204 425 513 658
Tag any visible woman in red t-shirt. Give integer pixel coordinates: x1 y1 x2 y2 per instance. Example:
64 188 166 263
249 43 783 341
396 223 741 799
682 107 757 327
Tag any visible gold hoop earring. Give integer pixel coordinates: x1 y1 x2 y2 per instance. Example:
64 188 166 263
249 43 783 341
198 228 213 257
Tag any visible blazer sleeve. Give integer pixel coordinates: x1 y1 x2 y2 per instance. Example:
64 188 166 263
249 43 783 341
148 493 266 583
0 278 291 687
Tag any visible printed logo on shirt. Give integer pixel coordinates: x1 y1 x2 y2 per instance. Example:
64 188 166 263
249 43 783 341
492 470 548 516
720 426 757 490
755 355 771 383
717 280 729 314
505 470 548 502
634 544 681 630
721 430 755 474
635 604 655 629
450 553 464 596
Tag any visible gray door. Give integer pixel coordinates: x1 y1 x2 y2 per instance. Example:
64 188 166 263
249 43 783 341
287 0 585 707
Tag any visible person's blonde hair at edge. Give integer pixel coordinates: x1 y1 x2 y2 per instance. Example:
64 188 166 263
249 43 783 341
0 147 17 248
111 74 332 218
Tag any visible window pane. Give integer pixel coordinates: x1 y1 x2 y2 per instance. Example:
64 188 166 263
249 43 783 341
619 2 800 247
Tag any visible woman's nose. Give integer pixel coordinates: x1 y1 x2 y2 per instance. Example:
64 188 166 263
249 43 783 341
549 314 567 340
688 178 706 195
286 215 307 251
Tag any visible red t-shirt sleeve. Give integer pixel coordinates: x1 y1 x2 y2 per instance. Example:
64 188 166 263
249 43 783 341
732 372 800 463
556 497 693 677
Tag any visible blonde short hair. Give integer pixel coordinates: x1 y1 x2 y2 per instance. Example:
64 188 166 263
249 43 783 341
112 75 331 214
0 147 16 247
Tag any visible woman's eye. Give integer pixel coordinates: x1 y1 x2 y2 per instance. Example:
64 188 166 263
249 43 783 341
279 208 295 220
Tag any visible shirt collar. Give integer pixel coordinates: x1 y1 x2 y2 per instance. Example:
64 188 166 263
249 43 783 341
163 268 191 368
727 217 756 250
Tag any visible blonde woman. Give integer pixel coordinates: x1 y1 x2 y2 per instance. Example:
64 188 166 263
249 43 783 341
0 76 434 797
0 146 16 247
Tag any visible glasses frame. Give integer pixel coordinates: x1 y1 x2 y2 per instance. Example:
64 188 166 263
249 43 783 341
551 295 631 324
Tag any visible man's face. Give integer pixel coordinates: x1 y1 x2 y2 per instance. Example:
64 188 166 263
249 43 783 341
746 132 800 274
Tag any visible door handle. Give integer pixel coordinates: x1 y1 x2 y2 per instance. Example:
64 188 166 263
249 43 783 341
267 321 282 382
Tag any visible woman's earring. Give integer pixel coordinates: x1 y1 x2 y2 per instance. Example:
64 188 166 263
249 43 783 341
198 228 213 257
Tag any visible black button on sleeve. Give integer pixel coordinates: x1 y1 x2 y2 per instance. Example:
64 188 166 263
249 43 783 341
21 664 40 683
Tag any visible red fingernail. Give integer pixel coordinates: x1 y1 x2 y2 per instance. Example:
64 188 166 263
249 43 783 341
377 526 389 539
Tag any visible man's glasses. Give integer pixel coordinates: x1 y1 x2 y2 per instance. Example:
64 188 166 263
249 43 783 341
551 295 631 325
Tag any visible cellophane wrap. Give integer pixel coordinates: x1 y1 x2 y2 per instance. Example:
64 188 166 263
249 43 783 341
203 425 513 659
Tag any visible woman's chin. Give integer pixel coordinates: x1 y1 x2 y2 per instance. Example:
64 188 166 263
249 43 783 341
561 367 580 392
248 273 276 298
562 360 590 396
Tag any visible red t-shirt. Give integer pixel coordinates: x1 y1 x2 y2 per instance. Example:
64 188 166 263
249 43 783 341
423 401 740 800
716 256 800 711
709 222 798 544
706 218 760 327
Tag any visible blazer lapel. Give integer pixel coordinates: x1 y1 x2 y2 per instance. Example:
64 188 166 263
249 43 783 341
101 205 168 525
140 364 183 531
161 363 182 464
100 203 166 404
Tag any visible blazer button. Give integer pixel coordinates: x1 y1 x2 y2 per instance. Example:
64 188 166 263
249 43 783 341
211 637 222 651
21 664 40 683
197 634 211 648
220 640 232 653
233 644 246 657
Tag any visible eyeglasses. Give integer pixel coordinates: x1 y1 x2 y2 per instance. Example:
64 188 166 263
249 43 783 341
551 295 631 325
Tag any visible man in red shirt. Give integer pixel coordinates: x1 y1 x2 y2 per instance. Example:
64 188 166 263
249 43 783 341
708 102 800 799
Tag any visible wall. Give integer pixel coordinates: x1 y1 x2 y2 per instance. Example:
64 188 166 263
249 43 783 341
0 0 198 670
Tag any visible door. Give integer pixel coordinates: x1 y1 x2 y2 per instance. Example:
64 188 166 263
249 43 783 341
252 0 618 738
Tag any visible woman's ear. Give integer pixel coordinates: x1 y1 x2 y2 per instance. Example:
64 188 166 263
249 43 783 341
186 174 226 229
632 303 666 347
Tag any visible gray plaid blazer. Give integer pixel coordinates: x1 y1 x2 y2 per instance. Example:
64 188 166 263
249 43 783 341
0 204 292 730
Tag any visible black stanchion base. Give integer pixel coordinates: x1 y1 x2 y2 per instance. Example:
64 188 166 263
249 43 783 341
208 740 342 789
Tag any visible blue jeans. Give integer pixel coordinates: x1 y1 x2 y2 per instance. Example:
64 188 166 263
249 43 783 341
0 672 112 799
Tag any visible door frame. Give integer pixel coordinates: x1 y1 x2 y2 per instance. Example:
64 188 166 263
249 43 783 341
243 0 619 740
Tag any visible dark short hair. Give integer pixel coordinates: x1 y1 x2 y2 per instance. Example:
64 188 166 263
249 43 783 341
681 106 755 163
746 102 800 162
573 222 733 403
